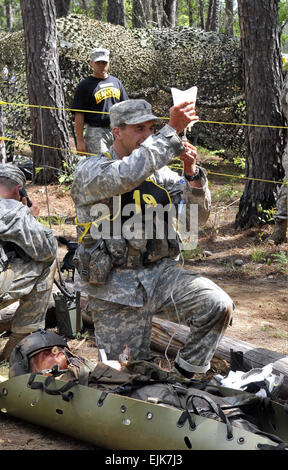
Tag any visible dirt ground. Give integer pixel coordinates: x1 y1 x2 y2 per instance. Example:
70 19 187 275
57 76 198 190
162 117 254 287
0 161 287 451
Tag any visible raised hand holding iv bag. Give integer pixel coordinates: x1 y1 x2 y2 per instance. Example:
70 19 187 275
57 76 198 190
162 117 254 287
171 86 198 134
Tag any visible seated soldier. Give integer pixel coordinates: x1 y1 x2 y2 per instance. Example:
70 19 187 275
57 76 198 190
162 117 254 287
0 164 57 361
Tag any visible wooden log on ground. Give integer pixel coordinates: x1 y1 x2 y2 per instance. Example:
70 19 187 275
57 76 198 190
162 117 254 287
151 317 288 398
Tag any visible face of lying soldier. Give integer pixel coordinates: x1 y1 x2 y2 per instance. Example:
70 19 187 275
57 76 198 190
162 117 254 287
29 347 69 375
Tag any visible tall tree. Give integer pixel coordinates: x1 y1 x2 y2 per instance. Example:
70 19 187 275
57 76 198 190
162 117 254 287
164 0 177 26
206 0 220 32
107 0 126 26
5 0 13 31
224 0 234 36
198 0 205 29
152 0 165 26
94 0 104 20
235 0 286 228
54 0 71 17
132 0 151 28
20 0 70 184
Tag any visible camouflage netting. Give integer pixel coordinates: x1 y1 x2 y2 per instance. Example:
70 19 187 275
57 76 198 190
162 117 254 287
0 14 245 157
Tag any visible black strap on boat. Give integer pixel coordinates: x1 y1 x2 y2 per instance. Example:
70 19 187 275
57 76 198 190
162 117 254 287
97 390 109 407
255 430 288 450
27 372 76 402
256 442 288 450
183 392 234 440
176 409 197 431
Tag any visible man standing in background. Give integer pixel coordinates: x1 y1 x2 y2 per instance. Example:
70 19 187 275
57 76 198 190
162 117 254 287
72 47 128 156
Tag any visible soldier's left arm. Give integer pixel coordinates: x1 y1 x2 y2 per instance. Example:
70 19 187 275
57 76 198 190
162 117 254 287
156 165 211 226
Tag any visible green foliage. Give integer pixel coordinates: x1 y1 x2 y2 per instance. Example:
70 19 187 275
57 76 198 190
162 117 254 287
257 204 277 224
214 184 240 203
271 251 288 272
58 154 84 191
182 246 203 260
250 245 267 263
232 155 245 170
38 214 66 226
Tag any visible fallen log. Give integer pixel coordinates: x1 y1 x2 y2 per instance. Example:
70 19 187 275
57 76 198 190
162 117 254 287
151 317 288 398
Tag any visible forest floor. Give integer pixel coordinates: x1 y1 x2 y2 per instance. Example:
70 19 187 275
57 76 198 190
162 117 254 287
0 153 287 451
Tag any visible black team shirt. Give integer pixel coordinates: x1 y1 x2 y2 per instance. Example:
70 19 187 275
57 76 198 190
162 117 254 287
72 75 128 127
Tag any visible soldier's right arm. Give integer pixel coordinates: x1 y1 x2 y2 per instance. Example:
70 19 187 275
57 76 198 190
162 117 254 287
0 200 57 263
74 112 88 156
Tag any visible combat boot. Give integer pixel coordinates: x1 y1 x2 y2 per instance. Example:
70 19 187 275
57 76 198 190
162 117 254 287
172 362 194 379
0 332 27 362
268 219 287 245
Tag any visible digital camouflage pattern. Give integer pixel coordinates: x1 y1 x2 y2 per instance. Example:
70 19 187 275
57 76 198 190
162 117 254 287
0 198 57 334
274 73 288 220
109 99 158 128
0 163 26 186
71 122 233 373
84 126 113 155
89 259 233 373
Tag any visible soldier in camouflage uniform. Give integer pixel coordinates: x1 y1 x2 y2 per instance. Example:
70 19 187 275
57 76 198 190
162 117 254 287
0 164 57 361
269 73 288 244
71 99 234 378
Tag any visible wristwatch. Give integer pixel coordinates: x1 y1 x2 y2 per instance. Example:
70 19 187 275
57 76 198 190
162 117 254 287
184 167 200 181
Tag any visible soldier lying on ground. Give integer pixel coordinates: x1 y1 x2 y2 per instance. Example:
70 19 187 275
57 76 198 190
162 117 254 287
0 164 57 361
7 329 287 451
70 98 234 379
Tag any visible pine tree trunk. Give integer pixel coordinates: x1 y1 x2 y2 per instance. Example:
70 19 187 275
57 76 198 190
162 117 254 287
94 0 103 20
187 0 193 27
54 0 70 17
224 0 234 36
205 0 213 30
235 0 286 228
107 0 126 26
198 0 205 29
5 0 13 31
20 0 70 184
210 0 220 32
132 0 150 28
164 0 177 27
152 0 167 27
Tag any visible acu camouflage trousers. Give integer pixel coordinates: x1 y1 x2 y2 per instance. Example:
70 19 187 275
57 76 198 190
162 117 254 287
89 262 234 374
0 258 56 334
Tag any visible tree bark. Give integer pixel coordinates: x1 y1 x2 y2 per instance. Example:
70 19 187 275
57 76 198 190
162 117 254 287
205 0 213 30
208 0 220 32
198 0 205 29
54 0 71 17
187 0 193 27
5 0 13 31
152 0 168 27
107 0 126 26
20 0 70 184
132 0 151 28
164 0 177 27
224 0 234 36
93 0 103 20
235 0 286 228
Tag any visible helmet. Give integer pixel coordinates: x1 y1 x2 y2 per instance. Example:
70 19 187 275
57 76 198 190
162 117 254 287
9 329 68 378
